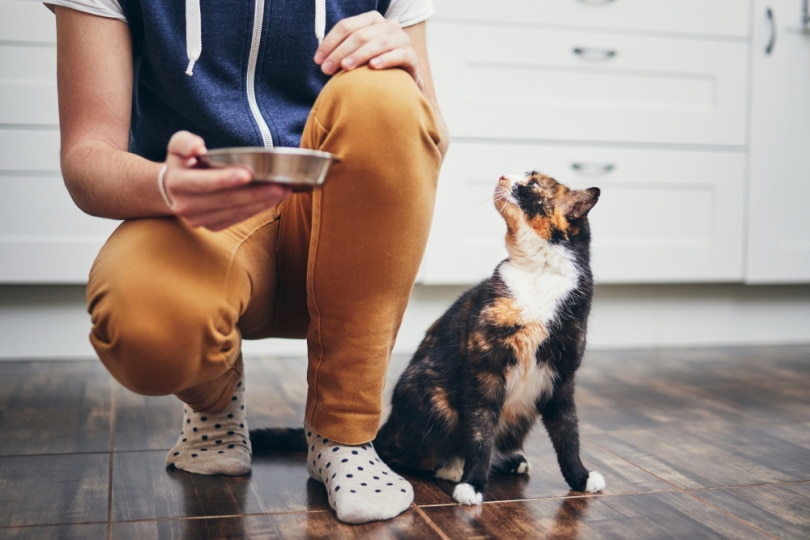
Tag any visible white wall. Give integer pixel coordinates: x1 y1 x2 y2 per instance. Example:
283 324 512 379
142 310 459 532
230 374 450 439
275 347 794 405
1 283 809 360
1 0 808 361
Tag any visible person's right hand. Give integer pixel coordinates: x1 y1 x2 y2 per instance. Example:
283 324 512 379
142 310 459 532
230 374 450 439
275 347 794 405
161 131 292 231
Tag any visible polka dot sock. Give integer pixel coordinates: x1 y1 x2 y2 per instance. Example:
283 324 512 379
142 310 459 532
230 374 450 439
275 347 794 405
165 379 251 476
305 424 414 524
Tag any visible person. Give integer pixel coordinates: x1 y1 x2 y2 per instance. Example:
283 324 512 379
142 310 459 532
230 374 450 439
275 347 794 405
47 0 448 525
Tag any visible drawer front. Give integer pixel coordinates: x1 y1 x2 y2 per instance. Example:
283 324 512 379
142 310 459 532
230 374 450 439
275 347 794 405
434 0 751 38
420 142 745 284
428 21 749 146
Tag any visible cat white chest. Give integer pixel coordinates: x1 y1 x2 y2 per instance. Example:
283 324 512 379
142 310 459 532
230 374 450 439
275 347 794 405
499 250 580 326
502 362 557 426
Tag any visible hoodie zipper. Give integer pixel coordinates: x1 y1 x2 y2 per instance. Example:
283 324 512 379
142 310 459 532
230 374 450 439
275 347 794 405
247 0 274 148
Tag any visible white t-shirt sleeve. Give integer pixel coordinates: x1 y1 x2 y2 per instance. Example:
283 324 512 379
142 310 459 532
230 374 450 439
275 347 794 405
385 0 434 27
44 0 125 21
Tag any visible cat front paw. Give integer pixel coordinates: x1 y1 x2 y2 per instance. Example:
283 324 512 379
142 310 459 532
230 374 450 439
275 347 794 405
585 471 606 493
453 482 484 505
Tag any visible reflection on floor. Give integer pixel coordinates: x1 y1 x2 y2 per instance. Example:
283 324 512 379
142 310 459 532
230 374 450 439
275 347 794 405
1 345 809 539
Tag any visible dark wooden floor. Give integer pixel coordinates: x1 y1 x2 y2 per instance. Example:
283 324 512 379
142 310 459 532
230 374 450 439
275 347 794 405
1 345 809 539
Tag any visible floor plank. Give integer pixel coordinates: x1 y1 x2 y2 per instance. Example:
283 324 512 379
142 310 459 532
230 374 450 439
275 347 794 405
0 361 112 456
422 492 772 539
0 345 808 538
0 453 109 528
695 482 810 539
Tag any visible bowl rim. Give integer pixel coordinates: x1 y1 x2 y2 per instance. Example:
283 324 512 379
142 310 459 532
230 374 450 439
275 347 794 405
205 147 337 161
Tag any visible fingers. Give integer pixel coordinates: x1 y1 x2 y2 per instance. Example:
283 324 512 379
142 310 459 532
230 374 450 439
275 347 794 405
315 12 417 78
162 131 292 230
181 183 292 231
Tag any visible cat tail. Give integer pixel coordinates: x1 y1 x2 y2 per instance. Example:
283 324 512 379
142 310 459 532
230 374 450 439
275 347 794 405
249 427 308 454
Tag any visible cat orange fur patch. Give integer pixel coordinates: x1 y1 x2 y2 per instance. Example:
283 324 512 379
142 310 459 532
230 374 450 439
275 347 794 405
430 387 459 430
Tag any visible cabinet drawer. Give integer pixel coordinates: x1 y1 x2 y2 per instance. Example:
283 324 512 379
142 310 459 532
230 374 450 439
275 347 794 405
428 21 749 146
421 142 745 284
434 0 751 39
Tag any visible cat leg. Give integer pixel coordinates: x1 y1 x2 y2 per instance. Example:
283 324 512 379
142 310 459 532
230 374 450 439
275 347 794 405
453 438 495 505
540 379 605 493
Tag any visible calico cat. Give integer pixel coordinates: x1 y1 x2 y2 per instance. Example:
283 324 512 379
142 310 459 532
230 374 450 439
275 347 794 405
251 171 604 505
373 171 604 504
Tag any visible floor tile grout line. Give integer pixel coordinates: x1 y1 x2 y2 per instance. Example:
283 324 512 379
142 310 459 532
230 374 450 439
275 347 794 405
106 378 118 540
105 508 335 526
585 436 689 492
411 504 452 540
683 488 781 540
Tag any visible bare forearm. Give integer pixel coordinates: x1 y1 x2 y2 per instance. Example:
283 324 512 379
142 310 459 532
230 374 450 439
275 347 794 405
61 141 167 220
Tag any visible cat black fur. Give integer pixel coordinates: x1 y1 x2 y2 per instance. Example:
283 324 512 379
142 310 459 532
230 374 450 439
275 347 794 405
374 172 604 504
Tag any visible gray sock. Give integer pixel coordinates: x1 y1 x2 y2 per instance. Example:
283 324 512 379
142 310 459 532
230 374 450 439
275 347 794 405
166 378 251 475
305 424 413 523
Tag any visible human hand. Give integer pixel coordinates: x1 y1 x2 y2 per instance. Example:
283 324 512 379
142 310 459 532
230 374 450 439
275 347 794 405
314 11 423 90
160 131 291 231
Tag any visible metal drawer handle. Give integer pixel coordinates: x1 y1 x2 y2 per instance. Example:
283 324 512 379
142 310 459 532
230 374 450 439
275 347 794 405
571 162 615 175
576 0 616 4
765 7 777 55
573 47 618 61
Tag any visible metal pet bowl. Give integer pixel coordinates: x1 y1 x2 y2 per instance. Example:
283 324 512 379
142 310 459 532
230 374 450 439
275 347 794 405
199 147 338 191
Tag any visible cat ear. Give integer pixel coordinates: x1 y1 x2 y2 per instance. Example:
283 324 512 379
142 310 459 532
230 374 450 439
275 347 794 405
562 187 600 220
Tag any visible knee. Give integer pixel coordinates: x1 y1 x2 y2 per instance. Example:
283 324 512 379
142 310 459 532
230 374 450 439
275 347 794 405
88 269 239 397
319 67 440 144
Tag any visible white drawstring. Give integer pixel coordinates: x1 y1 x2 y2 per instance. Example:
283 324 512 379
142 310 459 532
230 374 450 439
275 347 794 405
315 0 326 44
185 0 202 76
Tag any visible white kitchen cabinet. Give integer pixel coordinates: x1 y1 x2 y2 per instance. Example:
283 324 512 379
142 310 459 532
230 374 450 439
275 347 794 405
422 142 746 284
746 0 810 283
421 0 753 284
429 21 750 146
434 0 750 38
0 1 118 283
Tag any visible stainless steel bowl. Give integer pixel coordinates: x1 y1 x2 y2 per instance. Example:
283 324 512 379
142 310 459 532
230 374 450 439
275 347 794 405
199 147 338 191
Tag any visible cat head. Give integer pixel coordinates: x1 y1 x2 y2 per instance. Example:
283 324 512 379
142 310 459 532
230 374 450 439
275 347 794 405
495 171 600 254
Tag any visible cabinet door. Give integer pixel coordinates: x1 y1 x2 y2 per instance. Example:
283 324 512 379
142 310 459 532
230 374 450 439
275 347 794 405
0 1 118 283
420 142 746 284
427 20 749 146
434 0 750 39
746 0 810 283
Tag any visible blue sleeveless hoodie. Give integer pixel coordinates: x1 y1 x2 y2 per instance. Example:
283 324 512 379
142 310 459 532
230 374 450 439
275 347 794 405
117 0 392 161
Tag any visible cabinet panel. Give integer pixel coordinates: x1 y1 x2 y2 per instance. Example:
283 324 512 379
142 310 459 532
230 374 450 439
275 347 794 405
428 21 749 146
0 1 56 43
0 45 58 126
0 175 118 283
434 0 750 38
421 142 746 284
746 0 810 283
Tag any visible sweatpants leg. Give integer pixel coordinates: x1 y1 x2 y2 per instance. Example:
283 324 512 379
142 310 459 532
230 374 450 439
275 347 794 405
295 67 443 444
86 209 281 413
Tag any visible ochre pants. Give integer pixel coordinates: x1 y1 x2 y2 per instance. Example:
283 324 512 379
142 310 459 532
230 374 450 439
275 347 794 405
86 67 443 445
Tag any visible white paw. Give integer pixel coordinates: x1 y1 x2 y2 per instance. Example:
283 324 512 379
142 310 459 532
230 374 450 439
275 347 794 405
585 471 606 493
516 461 531 475
435 457 464 483
453 483 483 505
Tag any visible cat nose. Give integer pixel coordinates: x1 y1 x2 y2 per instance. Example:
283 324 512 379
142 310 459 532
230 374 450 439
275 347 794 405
499 175 516 187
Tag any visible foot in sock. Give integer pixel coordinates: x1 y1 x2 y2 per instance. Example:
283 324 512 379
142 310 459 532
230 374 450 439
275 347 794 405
166 379 251 475
305 425 414 524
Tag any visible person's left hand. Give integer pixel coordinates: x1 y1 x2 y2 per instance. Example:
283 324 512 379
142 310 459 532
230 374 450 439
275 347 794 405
314 11 423 90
